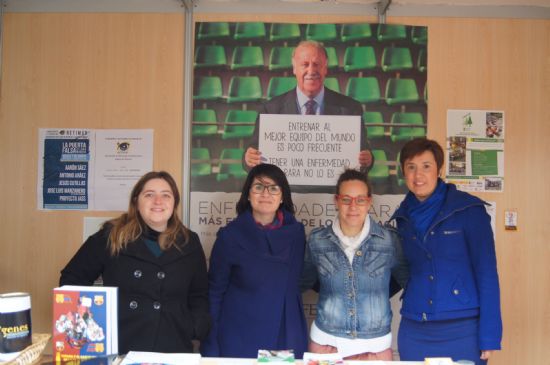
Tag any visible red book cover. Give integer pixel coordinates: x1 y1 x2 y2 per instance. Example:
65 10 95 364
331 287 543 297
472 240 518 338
52 286 117 362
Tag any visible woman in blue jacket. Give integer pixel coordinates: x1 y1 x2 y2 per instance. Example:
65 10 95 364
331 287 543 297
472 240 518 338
390 138 502 364
200 164 308 358
301 169 408 360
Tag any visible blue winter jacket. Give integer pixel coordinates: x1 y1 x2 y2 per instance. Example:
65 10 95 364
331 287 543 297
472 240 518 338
389 183 502 350
200 209 308 358
300 217 409 339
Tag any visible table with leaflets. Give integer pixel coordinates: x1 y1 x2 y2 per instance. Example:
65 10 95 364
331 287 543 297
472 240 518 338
36 354 428 365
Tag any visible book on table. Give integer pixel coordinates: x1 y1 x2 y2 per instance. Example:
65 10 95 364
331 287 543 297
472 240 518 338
52 285 118 362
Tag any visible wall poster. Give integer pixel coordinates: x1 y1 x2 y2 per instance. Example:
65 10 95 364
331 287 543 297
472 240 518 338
189 21 428 351
446 109 505 192
38 128 153 210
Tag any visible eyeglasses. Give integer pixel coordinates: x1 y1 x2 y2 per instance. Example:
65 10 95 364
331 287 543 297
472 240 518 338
335 195 370 206
251 183 282 195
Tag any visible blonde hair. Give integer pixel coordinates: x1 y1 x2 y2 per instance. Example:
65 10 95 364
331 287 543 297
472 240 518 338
107 171 189 255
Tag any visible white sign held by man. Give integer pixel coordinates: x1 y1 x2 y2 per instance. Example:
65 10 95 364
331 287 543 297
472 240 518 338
258 114 361 186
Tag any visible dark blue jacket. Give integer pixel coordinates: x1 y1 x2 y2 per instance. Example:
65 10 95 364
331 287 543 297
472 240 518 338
390 183 502 350
200 209 308 358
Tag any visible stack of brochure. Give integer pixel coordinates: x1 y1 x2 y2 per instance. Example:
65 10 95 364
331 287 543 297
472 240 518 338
424 358 454 365
302 352 344 365
257 349 295 364
119 351 201 365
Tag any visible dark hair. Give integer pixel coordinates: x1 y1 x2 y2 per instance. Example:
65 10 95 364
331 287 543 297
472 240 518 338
335 169 372 197
107 171 188 255
400 138 444 173
236 164 295 215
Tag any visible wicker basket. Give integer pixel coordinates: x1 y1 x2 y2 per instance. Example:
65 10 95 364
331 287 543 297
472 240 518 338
0 333 50 365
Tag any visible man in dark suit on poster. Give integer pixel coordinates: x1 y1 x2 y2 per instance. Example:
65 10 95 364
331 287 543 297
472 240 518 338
244 40 373 171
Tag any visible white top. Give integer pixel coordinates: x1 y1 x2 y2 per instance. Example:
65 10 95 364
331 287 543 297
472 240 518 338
310 321 392 358
332 217 370 264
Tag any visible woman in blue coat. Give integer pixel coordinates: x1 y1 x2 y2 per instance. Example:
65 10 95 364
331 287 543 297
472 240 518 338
200 164 308 358
390 138 502 364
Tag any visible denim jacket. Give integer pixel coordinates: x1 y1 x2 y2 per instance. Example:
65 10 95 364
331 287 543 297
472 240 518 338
301 217 408 339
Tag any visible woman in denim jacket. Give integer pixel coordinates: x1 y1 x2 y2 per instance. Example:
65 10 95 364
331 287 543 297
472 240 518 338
389 138 502 365
301 169 408 360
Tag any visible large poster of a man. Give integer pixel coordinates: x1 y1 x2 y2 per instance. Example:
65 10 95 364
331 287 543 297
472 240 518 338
245 40 372 177
190 21 427 258
190 22 427 356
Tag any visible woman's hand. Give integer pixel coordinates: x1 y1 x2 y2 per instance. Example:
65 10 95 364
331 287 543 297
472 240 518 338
480 350 494 360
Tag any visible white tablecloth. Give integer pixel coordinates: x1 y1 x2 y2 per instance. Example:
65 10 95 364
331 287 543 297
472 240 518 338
202 358 425 365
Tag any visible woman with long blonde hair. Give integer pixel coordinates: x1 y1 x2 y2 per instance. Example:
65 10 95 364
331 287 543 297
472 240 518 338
60 171 210 354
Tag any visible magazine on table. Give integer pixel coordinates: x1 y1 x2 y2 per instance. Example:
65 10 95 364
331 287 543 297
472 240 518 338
52 285 118 361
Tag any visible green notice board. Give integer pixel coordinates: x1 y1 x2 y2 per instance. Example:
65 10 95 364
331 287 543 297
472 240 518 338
471 149 498 175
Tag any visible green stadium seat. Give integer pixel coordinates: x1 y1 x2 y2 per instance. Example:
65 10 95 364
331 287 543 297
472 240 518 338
343 46 377 72
227 76 263 103
191 148 212 177
363 111 385 140
217 148 248 182
192 109 218 137
417 48 427 72
381 47 413 72
267 77 297 99
194 45 227 69
376 24 407 42
411 26 428 45
305 23 337 42
233 22 266 41
346 77 381 103
390 112 426 142
340 23 372 42
326 47 339 69
369 150 390 182
197 22 230 41
268 47 294 71
230 46 264 70
193 76 222 101
385 78 419 105
269 23 301 42
324 77 340 93
222 110 258 140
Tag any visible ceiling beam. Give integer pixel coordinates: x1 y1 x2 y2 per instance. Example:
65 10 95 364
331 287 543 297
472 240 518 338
3 0 550 19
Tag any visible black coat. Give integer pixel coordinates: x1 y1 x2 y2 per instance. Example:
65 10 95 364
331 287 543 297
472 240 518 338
60 225 210 354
